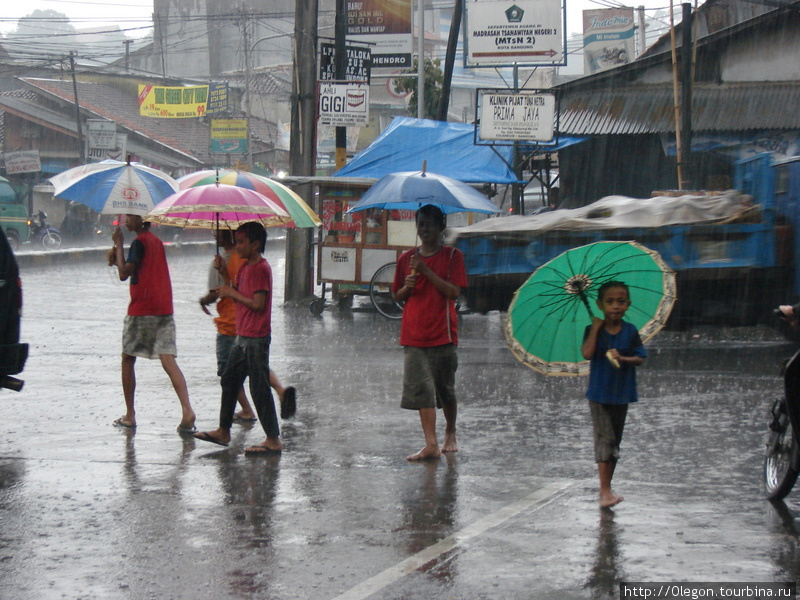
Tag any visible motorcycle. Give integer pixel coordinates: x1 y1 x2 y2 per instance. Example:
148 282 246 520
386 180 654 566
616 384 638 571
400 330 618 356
764 306 800 500
28 210 62 251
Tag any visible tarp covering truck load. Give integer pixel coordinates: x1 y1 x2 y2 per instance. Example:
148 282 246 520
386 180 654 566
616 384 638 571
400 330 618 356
450 153 799 326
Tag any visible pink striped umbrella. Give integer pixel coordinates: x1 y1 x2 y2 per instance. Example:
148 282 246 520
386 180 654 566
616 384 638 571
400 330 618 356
145 183 292 230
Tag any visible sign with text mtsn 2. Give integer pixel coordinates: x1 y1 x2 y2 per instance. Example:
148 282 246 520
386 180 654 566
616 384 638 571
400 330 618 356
318 82 369 127
479 91 556 141
465 0 565 67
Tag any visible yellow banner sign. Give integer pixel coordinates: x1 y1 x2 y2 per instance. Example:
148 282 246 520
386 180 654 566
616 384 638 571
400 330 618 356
211 119 247 139
137 83 228 118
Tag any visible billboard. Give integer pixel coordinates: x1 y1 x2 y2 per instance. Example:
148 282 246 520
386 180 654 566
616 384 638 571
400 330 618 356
583 8 635 75
138 83 228 118
479 91 555 142
347 0 412 68
318 82 370 127
465 0 565 67
210 119 248 154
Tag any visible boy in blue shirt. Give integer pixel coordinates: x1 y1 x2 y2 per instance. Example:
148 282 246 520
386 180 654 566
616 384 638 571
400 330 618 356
581 281 647 508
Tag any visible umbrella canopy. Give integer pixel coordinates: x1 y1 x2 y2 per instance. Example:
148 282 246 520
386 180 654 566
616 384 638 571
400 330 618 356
49 159 179 216
505 241 676 377
345 168 501 215
176 169 321 228
145 184 292 229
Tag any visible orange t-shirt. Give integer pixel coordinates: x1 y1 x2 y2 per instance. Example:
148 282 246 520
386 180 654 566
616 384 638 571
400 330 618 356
210 249 247 337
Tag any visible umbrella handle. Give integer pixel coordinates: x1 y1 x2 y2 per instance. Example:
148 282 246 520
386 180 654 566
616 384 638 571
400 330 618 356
578 290 594 319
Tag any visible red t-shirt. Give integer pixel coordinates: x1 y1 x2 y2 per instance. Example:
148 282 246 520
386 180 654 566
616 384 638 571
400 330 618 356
235 257 272 337
126 230 173 316
392 246 467 347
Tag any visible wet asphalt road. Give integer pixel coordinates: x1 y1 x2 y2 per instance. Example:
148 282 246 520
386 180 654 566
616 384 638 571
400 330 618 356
2 239 799 600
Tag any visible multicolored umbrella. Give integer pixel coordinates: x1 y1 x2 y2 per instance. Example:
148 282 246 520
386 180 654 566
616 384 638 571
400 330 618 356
505 241 677 377
176 169 320 228
145 184 292 230
345 164 501 215
49 159 179 216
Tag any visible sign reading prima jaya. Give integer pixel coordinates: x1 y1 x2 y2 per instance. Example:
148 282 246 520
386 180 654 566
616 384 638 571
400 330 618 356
465 0 565 67
138 83 228 118
479 91 556 141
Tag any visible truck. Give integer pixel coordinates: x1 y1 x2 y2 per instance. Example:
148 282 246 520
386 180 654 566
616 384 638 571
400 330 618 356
451 153 800 327
0 176 30 251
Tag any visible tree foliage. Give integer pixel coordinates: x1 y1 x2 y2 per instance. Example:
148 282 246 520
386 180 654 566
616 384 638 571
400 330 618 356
12 10 76 38
392 58 444 120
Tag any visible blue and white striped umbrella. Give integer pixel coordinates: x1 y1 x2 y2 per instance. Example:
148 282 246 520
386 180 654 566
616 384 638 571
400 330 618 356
49 159 179 216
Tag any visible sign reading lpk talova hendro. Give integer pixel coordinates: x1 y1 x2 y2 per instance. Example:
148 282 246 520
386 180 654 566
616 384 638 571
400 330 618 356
479 91 556 141
318 82 369 127
465 0 565 67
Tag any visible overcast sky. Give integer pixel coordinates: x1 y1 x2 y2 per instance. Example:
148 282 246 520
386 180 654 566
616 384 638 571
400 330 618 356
1 0 677 38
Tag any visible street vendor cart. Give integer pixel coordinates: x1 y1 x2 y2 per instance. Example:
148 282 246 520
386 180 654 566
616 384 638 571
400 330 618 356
311 179 418 317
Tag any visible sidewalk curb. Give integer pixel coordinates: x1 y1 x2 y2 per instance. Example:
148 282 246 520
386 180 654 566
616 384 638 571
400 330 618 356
16 241 216 269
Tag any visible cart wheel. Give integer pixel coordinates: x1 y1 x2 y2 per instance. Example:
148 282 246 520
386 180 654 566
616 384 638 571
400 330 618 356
309 298 325 316
369 262 404 319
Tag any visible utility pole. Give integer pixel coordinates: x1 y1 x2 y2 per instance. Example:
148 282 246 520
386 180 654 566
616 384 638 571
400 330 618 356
123 39 133 72
285 0 318 303
437 0 463 121
242 9 253 169
417 0 425 118
69 52 85 163
334 0 347 169
679 2 693 189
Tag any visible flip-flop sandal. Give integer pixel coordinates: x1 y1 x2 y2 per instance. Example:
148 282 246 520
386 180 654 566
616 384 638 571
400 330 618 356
113 417 136 429
177 424 197 434
232 414 258 423
244 445 282 455
193 431 229 447
281 386 297 419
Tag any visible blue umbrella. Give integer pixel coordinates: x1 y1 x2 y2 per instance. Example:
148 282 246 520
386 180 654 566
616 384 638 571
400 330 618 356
49 159 179 216
345 163 501 215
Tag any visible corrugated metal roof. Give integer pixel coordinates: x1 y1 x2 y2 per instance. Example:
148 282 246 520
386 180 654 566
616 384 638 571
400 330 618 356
559 82 800 135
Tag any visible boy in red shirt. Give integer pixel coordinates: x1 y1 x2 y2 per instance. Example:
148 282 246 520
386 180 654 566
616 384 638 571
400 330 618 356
111 214 195 433
195 221 286 453
392 205 468 460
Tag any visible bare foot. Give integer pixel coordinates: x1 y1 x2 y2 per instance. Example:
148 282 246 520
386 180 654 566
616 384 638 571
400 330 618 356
599 491 624 508
442 433 458 453
407 445 441 461
245 437 282 453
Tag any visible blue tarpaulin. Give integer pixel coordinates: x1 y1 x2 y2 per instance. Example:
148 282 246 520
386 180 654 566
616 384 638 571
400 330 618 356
334 117 518 183
334 117 587 184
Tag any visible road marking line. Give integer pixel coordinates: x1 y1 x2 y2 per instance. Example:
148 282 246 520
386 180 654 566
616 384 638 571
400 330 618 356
331 479 575 600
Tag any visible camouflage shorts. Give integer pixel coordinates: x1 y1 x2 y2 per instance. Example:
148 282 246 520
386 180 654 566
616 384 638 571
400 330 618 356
122 315 177 359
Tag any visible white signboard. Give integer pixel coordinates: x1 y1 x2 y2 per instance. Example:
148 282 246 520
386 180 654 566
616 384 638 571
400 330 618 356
465 0 564 67
320 247 358 281
87 119 117 150
583 8 635 74
479 91 556 141
5 150 41 174
86 134 128 162
318 82 369 127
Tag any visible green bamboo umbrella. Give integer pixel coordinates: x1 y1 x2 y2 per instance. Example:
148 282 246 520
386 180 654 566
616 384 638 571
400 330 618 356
505 241 677 376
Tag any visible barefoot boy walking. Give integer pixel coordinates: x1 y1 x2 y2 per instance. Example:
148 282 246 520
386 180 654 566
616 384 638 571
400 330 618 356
581 281 647 507
392 204 468 461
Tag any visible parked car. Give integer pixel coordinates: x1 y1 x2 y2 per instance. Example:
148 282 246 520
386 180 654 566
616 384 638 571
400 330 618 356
0 225 28 391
